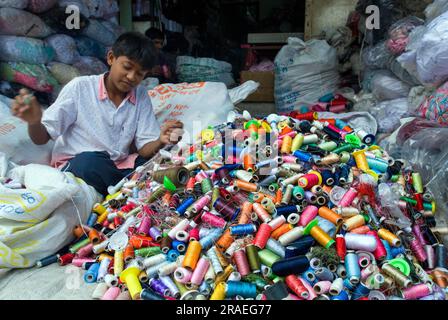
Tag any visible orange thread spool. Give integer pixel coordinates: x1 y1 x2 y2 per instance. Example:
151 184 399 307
88 229 101 244
217 229 234 250
243 154 256 173
235 179 258 193
350 225 371 234
129 235 154 249
73 225 89 238
162 191 172 207
183 240 202 270
318 207 343 226
252 193 265 203
377 228 401 247
271 224 293 240
238 202 253 225
124 244 135 263
322 185 333 195
275 189 283 205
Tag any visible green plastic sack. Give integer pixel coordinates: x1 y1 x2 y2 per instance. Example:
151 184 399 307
0 62 59 93
0 36 54 65
47 62 81 86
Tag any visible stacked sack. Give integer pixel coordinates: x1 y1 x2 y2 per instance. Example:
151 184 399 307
34 110 448 300
0 0 123 107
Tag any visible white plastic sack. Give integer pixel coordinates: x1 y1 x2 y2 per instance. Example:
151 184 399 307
45 34 80 65
317 111 378 136
274 37 340 113
369 98 413 134
0 36 54 65
149 81 258 144
82 19 117 46
228 81 260 105
0 109 54 166
425 0 448 23
177 56 235 88
0 156 101 270
370 70 411 101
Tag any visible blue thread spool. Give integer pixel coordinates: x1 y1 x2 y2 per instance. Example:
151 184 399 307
319 93 334 103
36 254 59 268
226 281 257 298
172 240 187 253
276 205 299 217
338 165 350 184
285 236 316 258
331 290 349 300
167 249 180 262
347 157 356 168
272 256 310 277
293 150 314 163
84 262 100 283
87 213 98 227
314 267 335 281
352 283 371 300
366 158 389 173
266 239 286 258
132 186 139 199
345 252 361 285
303 267 317 284
321 170 335 186
199 228 223 250
199 281 211 295
335 119 349 130
317 217 336 237
391 246 406 258
382 240 393 260
230 224 257 236
343 278 355 291
176 197 195 216
141 289 164 300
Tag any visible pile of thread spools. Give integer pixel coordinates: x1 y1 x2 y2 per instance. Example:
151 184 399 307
38 110 448 301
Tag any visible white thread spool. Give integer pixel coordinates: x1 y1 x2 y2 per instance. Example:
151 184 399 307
143 254 167 268
92 283 109 300
104 274 119 287
204 263 216 283
278 227 304 246
97 258 111 282
175 267 193 283
93 241 109 254
287 213 300 225
344 233 377 252
168 219 190 239
146 261 169 278
329 278 344 296
176 230 189 242
108 177 128 195
159 261 179 276
228 271 242 282
268 215 286 230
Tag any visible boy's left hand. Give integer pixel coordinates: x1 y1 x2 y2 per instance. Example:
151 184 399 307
160 120 184 145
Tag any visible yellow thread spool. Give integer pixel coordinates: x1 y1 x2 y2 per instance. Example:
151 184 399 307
210 282 227 300
215 264 234 285
119 267 142 300
378 228 401 247
94 203 109 224
353 150 370 172
291 133 304 152
310 226 334 249
183 240 202 270
281 135 293 154
97 253 114 262
114 250 124 276
342 215 366 232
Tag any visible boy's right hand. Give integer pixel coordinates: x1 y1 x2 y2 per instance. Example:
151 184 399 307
11 89 43 125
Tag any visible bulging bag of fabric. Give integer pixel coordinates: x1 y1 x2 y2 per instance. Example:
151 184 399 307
0 8 53 38
274 37 340 113
0 36 54 65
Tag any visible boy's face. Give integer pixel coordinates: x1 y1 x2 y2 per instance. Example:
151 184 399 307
152 38 164 51
107 52 149 93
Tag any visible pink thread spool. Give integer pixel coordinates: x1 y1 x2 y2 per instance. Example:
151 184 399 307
299 276 317 300
72 258 96 268
137 216 151 236
367 231 387 261
101 287 121 300
195 171 208 183
201 212 227 229
402 284 432 300
339 188 358 207
190 257 210 286
299 206 319 227
283 155 299 164
192 194 211 213
233 249 251 276
412 224 427 246
313 281 332 295
189 228 200 242
410 238 428 263
350 225 371 234
77 243 94 258
253 223 273 249
174 267 193 284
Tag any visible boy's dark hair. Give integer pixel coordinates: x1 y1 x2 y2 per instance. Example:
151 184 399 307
112 32 157 70
145 27 164 40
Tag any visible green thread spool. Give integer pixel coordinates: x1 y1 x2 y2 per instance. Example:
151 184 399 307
201 178 213 194
292 186 305 201
339 152 351 164
244 273 268 290
152 167 190 187
269 183 280 192
333 144 354 154
412 173 424 194
135 247 162 258
400 197 435 213
69 238 91 254
318 141 338 152
258 249 281 268
272 276 284 283
146 186 167 203
174 279 189 296
391 175 400 183
246 245 261 272
212 187 220 204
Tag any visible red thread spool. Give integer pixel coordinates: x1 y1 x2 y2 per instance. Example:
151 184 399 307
219 188 232 201
186 177 196 193
298 172 322 190
367 231 387 261
59 253 75 266
336 235 347 262
130 235 155 249
233 249 251 276
114 216 123 228
290 111 318 121
108 258 115 274
169 194 180 210
189 228 200 242
414 193 424 211
253 223 273 249
253 203 272 223
201 212 227 229
285 275 309 299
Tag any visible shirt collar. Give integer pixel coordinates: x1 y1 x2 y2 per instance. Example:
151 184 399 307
99 73 137 105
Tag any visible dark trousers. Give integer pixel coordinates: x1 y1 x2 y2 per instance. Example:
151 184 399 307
62 152 148 196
